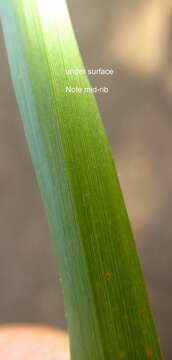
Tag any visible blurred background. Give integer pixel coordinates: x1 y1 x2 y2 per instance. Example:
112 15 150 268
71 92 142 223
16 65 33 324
0 0 172 357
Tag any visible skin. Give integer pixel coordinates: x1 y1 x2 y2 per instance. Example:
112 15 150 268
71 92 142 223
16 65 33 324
0 325 69 359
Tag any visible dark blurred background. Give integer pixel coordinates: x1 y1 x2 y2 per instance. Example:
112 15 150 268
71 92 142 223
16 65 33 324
0 0 172 358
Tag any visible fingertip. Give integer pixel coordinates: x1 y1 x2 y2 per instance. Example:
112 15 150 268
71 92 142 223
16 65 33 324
0 324 69 359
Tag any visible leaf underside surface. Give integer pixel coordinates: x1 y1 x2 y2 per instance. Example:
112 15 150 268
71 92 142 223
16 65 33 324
0 1 163 359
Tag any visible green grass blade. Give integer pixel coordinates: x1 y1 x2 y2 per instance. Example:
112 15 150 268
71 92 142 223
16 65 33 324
0 1 163 359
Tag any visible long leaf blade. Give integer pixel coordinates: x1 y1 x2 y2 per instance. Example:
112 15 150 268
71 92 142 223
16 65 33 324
0 1 163 359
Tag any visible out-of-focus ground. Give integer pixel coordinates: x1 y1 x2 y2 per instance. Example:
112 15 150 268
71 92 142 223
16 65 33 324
0 0 172 357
